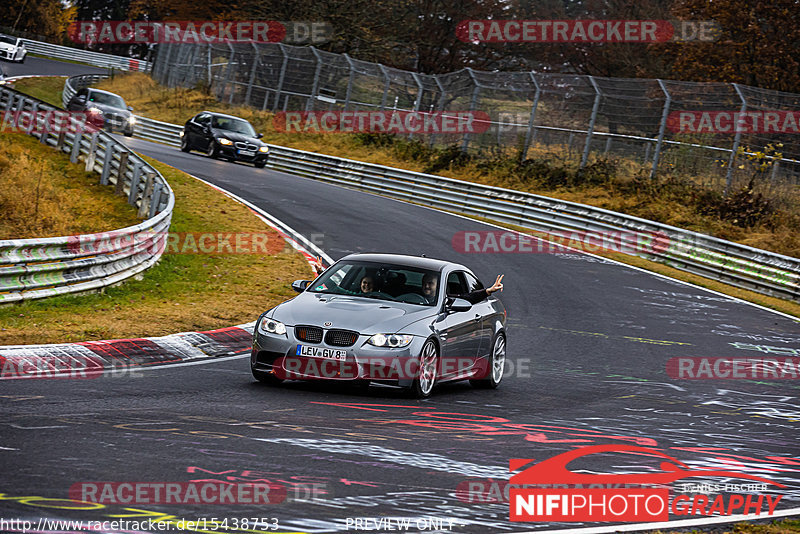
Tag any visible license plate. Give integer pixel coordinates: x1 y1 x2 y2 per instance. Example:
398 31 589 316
238 149 255 157
296 345 347 361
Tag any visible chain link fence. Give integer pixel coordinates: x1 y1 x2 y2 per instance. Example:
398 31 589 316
151 41 800 193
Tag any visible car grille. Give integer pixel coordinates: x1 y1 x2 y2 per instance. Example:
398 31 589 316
325 329 359 347
295 326 322 343
235 141 259 151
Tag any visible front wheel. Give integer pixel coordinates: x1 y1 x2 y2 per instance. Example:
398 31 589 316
206 140 219 159
254 160 266 168
471 333 506 389
408 339 438 398
180 134 191 152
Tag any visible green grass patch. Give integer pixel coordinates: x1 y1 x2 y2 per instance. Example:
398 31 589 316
9 76 66 107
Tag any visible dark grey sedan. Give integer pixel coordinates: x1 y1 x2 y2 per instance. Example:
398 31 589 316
251 253 507 398
66 88 135 136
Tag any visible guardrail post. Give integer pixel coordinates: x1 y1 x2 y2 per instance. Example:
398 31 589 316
25 101 38 134
129 161 143 204
461 68 481 153
580 76 602 171
138 172 156 218
725 83 747 196
115 150 130 195
650 79 671 180
149 182 163 218
306 46 323 112
378 64 391 111
244 42 261 107
521 72 542 160
343 53 355 112
85 132 99 172
100 143 114 186
56 126 67 151
272 43 289 112
70 128 83 163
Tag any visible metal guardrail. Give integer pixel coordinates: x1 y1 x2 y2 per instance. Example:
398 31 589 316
65 76 799 303
24 40 151 72
0 84 174 303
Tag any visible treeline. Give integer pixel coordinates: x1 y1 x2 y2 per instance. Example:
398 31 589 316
2 0 798 93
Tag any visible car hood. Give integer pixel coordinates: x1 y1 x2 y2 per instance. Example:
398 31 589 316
87 102 131 117
271 292 437 333
210 129 265 145
0 43 19 51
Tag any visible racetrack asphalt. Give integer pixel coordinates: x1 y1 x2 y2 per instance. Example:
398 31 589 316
1 58 799 534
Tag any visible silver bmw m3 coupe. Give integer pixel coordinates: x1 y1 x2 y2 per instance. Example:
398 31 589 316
251 253 507 398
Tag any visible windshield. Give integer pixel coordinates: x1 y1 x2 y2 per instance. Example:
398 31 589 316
308 261 441 306
88 92 126 108
211 116 257 136
0 36 18 45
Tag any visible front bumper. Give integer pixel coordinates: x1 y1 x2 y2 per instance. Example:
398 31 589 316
251 328 426 385
218 144 269 164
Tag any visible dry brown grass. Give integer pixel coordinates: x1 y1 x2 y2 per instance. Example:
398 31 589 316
0 132 140 239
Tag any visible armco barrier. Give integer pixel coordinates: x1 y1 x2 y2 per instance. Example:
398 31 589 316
0 85 174 303
62 76 800 303
24 40 151 72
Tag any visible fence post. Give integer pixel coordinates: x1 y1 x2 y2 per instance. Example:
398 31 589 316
115 150 129 195
137 172 155 218
378 64 392 111
725 83 747 196
521 72 542 160
408 72 424 140
85 132 98 172
343 53 355 112
430 76 447 149
580 76 601 171
650 79 671 180
461 68 481 153
272 43 289 112
306 47 323 112
244 42 261 107
100 142 114 186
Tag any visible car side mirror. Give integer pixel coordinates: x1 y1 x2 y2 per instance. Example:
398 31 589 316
256 133 263 139
292 280 311 293
446 298 472 312
127 105 133 111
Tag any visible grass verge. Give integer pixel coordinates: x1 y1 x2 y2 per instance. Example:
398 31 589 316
8 76 65 107
0 131 140 239
0 149 311 345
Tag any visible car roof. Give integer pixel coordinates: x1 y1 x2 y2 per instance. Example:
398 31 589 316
337 253 466 272
87 88 125 99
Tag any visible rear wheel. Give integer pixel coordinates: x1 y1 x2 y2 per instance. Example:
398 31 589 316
252 368 283 385
408 339 438 398
471 333 506 389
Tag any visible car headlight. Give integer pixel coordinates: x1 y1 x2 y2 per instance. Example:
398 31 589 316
368 334 413 348
258 146 269 153
179 130 184 137
127 116 136 124
88 106 102 115
218 138 233 145
258 317 287 336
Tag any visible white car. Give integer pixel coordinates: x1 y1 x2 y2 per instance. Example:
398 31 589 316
0 35 26 63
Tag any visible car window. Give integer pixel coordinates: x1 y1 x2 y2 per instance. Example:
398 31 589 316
0 36 16 45
211 116 257 136
76 88 88 98
309 260 439 306
463 271 484 293
446 271 467 297
88 91 126 108
196 113 210 124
